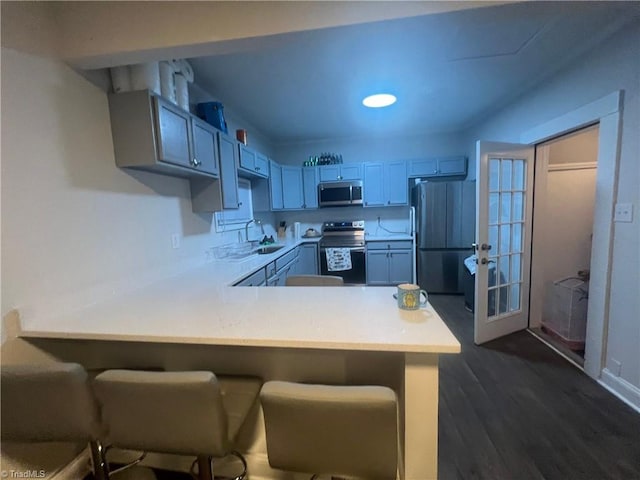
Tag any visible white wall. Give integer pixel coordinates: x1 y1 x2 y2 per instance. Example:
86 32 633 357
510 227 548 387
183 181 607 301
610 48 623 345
463 22 640 401
540 168 597 316
0 48 244 332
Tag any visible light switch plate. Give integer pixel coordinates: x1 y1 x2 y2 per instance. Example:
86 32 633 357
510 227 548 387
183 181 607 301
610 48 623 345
614 203 633 222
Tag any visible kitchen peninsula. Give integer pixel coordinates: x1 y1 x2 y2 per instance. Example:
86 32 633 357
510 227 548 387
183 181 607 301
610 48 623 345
13 239 460 480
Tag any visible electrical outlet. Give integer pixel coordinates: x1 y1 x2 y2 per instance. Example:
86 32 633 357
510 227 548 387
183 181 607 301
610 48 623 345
614 203 633 223
171 234 180 249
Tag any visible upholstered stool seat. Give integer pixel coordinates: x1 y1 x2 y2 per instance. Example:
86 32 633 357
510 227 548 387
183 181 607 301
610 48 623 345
0 363 110 480
93 370 261 480
260 381 399 480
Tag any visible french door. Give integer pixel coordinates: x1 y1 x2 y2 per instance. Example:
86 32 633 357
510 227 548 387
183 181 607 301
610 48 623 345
474 141 535 344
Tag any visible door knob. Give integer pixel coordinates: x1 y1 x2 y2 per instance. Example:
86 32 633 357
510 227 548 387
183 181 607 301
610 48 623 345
480 257 489 265
481 243 492 251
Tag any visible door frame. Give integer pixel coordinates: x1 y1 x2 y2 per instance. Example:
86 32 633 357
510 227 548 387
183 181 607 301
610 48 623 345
521 91 622 380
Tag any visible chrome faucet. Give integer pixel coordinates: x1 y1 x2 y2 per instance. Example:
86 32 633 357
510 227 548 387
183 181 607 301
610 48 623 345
245 219 264 242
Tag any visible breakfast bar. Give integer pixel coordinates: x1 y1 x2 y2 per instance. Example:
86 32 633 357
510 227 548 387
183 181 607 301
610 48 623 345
13 256 460 480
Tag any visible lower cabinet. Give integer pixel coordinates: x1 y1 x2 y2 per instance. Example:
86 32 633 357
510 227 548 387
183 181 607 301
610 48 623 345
233 244 318 287
234 267 267 287
268 247 300 286
366 241 413 285
297 243 319 275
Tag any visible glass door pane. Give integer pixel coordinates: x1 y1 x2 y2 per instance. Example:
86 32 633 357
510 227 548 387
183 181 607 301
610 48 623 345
487 156 527 320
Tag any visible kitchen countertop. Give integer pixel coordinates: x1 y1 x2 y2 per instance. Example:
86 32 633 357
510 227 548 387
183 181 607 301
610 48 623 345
17 235 459 355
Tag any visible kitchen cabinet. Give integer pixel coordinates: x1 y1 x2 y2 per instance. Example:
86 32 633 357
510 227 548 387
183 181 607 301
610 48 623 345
281 167 305 209
191 119 219 176
238 144 269 179
190 131 240 212
363 161 408 207
234 267 267 286
270 161 284 210
319 164 362 182
409 156 467 178
268 248 300 286
297 243 319 275
366 241 413 285
108 90 218 178
302 167 319 209
276 166 318 210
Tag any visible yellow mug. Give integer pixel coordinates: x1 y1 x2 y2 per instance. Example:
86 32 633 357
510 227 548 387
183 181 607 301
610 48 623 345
397 283 428 310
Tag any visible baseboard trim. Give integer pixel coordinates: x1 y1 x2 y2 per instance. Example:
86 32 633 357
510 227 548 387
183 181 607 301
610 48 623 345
599 368 640 414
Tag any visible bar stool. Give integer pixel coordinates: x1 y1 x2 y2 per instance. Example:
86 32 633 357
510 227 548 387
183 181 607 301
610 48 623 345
1 363 109 480
285 275 344 286
260 381 399 480
93 369 261 480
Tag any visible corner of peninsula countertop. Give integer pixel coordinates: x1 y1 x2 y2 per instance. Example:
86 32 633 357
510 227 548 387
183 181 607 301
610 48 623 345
17 238 460 355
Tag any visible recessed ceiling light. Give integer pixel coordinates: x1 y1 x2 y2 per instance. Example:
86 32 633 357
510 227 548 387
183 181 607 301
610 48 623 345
362 93 397 108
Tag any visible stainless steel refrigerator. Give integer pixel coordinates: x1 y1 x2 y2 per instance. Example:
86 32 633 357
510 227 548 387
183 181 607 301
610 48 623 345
411 180 475 293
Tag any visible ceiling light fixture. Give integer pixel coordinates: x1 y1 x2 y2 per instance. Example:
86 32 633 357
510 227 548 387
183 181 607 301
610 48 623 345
362 93 397 108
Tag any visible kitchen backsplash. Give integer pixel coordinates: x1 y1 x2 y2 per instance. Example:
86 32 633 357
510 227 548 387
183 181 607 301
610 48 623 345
275 206 411 237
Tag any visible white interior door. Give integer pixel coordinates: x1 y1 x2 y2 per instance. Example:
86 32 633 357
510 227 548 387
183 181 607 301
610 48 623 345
474 141 535 344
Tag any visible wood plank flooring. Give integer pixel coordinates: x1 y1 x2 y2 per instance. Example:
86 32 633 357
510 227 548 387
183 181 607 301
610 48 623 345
432 294 640 480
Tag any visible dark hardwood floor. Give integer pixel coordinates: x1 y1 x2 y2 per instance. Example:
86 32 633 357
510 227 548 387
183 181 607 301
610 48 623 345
432 294 640 480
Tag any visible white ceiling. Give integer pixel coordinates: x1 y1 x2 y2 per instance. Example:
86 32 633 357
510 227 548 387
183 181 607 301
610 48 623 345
188 2 639 144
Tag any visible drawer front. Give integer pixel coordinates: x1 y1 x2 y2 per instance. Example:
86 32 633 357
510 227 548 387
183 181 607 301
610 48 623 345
367 241 413 251
276 248 299 271
235 267 266 286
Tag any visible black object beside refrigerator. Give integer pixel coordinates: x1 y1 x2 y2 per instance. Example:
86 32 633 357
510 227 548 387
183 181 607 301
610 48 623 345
411 180 476 294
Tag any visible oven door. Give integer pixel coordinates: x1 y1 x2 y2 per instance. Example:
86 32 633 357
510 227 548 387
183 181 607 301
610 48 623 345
319 247 366 285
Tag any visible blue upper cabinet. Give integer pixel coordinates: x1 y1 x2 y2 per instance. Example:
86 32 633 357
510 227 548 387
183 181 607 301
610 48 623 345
270 161 284 210
155 97 192 169
363 161 408 207
238 144 269 179
363 163 385 207
217 132 240 209
191 118 219 176
281 166 305 209
386 160 408 206
319 164 362 182
255 152 269 177
409 156 467 178
302 167 319 209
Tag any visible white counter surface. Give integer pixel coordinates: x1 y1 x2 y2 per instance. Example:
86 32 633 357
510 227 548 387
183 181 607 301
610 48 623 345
18 237 460 355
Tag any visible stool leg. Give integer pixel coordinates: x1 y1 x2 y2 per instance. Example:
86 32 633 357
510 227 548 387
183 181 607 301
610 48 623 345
196 455 214 480
89 440 109 480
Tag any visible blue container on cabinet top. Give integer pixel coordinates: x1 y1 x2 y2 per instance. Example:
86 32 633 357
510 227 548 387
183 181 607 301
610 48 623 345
196 102 228 133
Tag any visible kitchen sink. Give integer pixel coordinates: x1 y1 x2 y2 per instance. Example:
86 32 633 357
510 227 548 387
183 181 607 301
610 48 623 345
256 245 284 255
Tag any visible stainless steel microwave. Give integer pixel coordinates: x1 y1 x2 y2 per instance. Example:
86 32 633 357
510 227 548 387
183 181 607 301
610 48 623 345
318 181 363 207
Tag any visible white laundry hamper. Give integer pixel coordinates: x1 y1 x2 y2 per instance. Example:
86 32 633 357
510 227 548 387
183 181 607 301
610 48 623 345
542 277 589 350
